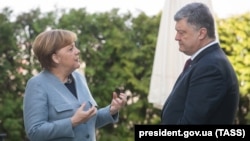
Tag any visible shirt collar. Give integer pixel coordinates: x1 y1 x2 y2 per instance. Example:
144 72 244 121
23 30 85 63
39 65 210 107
191 40 218 60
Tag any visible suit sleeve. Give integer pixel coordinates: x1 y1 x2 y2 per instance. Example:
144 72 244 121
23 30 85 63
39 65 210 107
179 64 226 124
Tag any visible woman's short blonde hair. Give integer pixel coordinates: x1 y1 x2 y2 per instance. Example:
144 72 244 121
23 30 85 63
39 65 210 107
32 29 77 70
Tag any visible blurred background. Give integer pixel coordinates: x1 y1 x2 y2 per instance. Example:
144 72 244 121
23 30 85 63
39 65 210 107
0 0 249 140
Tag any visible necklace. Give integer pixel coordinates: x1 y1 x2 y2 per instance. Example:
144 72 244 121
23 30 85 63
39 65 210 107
65 75 73 84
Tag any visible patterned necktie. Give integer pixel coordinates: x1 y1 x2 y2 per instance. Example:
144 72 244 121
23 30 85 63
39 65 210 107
183 58 192 72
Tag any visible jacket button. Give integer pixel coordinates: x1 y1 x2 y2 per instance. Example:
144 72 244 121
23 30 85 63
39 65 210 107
86 134 90 138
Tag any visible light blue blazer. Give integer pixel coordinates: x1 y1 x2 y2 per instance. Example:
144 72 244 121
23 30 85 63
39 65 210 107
23 70 118 141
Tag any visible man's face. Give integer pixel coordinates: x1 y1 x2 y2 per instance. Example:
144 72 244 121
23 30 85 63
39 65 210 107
175 18 201 56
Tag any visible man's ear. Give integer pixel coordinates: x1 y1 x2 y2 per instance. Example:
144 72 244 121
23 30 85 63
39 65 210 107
198 27 207 40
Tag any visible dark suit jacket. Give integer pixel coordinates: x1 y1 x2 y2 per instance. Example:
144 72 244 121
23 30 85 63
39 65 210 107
161 43 239 124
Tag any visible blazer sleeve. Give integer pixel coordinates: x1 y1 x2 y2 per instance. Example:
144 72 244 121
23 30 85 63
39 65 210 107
73 71 119 128
95 105 119 128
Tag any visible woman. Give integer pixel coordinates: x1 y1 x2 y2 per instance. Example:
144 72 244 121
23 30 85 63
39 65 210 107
23 29 127 141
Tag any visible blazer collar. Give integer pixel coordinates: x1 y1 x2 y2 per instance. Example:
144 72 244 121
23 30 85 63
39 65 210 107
191 43 220 64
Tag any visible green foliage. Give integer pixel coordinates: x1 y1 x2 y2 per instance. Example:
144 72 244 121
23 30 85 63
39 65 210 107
0 8 26 141
217 12 250 124
0 6 250 141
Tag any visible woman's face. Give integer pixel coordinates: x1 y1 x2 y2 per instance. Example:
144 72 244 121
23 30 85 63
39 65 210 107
53 42 81 71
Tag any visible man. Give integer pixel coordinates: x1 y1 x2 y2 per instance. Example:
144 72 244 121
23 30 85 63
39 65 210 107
161 2 239 124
